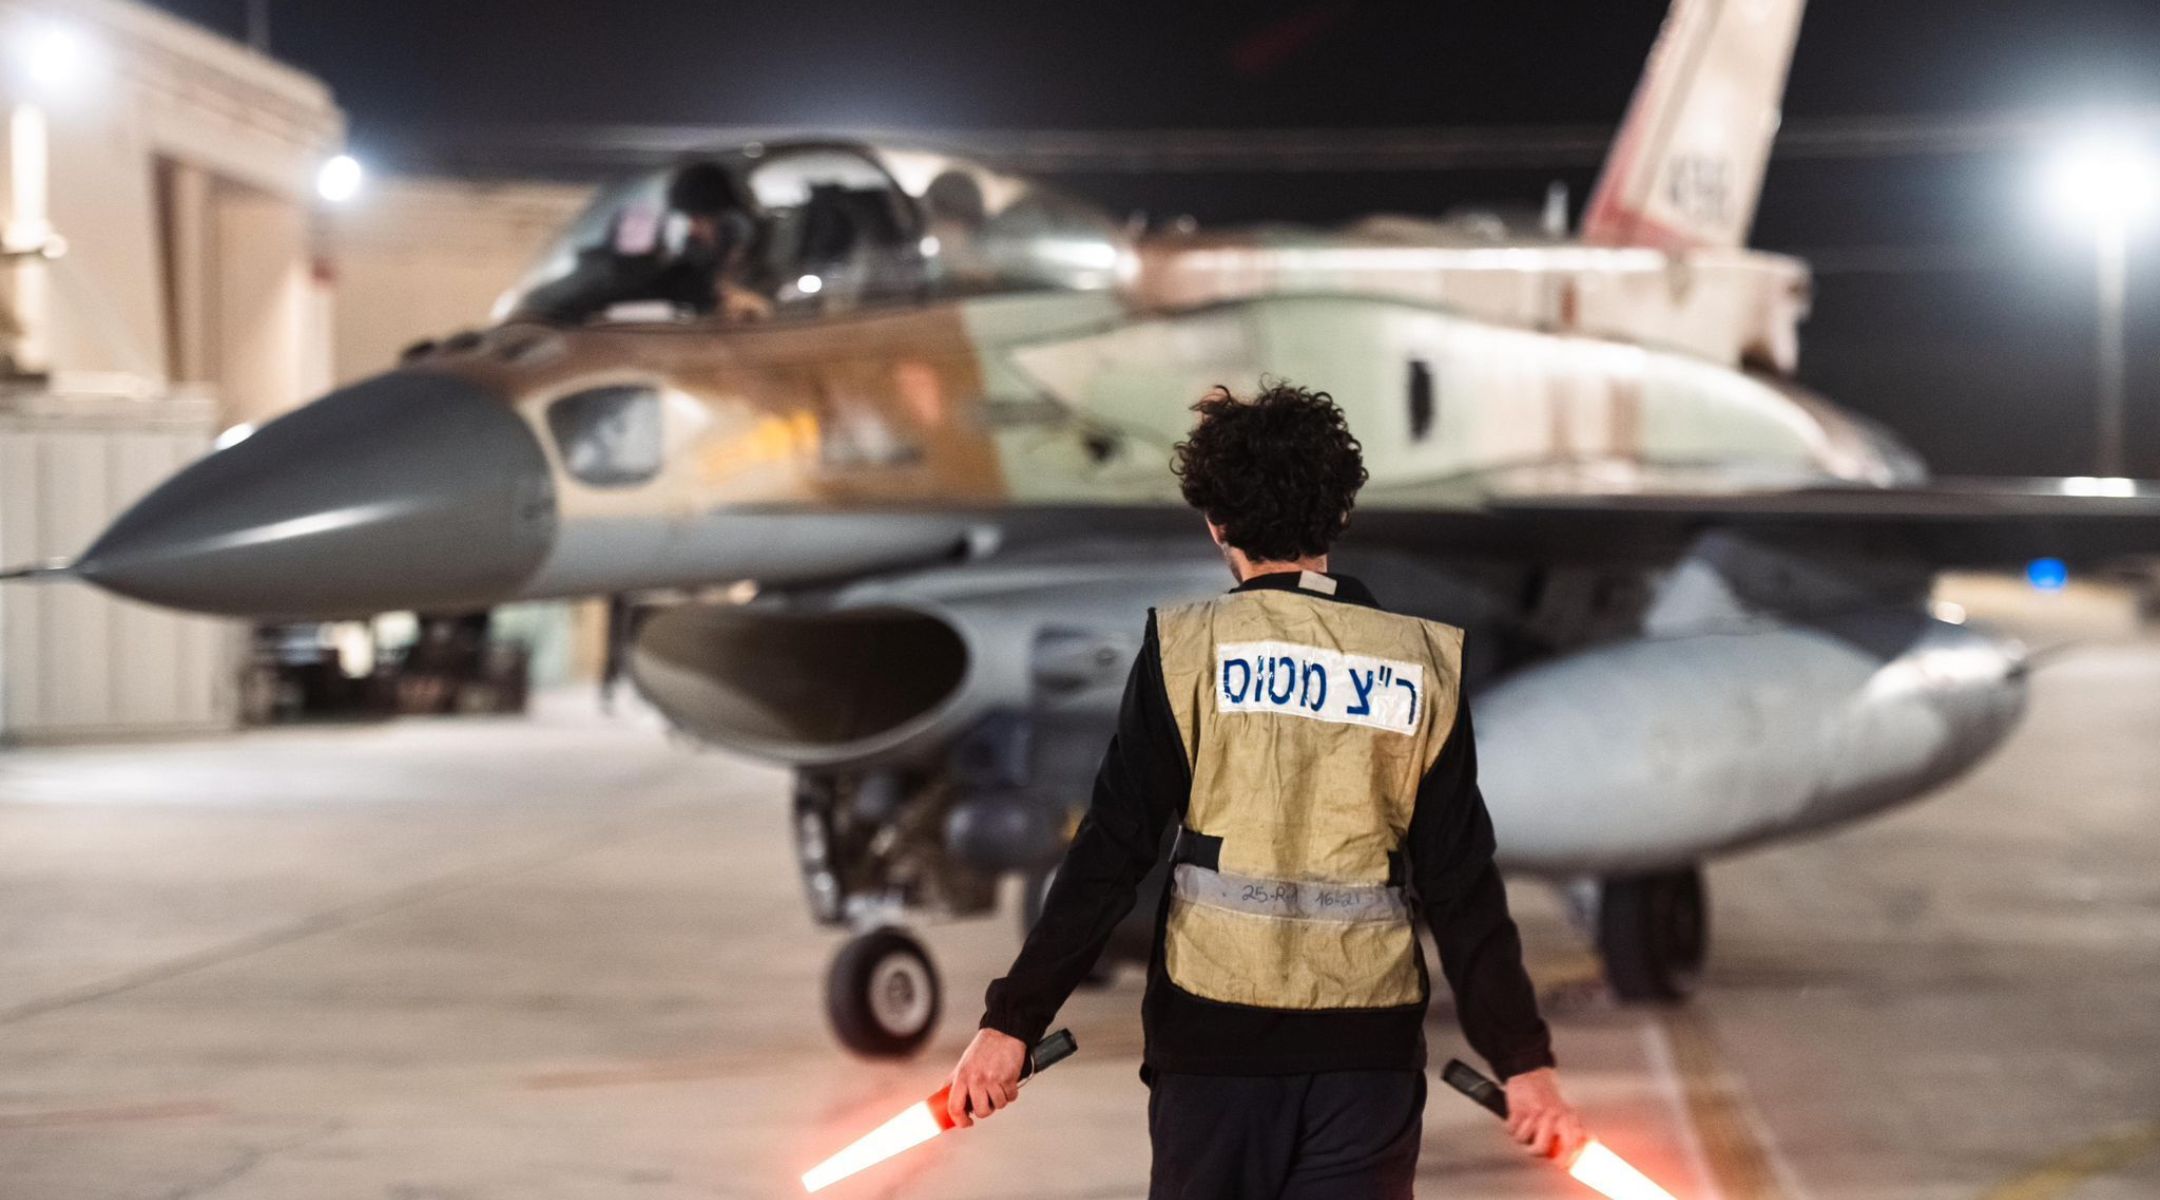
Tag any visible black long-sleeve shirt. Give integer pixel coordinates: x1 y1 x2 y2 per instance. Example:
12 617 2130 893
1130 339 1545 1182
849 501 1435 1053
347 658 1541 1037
980 571 1555 1080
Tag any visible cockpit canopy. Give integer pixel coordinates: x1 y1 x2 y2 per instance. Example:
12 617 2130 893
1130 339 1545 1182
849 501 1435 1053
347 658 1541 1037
497 142 1127 325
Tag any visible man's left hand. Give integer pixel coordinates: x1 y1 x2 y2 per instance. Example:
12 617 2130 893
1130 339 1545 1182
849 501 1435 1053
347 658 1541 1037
1504 1067 1588 1162
945 1028 1028 1128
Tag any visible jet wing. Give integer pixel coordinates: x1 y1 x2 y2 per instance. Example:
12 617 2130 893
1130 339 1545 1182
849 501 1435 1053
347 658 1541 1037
1457 479 2160 569
981 479 2160 572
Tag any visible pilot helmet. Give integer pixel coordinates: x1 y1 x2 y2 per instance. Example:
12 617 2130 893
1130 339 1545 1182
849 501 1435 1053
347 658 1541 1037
667 162 747 218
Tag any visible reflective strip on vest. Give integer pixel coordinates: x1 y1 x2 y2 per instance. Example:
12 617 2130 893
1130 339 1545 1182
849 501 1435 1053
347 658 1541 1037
1173 864 1409 924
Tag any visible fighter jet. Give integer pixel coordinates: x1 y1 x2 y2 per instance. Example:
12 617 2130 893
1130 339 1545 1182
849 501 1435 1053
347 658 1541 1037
14 0 2160 1057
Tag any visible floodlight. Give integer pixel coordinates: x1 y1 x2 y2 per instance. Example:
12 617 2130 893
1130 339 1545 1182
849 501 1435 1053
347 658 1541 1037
316 154 364 204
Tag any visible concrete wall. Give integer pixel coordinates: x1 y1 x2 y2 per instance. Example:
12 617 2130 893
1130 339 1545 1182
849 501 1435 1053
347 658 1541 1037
0 390 232 741
0 0 339 740
0 2 607 730
209 182 315 427
326 176 588 382
0 0 341 421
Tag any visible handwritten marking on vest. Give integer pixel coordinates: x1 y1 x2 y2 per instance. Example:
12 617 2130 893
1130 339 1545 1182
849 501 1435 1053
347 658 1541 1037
1216 640 1423 735
1175 864 1410 923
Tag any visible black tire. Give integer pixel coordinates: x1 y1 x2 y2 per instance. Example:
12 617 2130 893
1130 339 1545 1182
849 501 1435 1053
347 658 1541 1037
1597 866 1707 1003
827 928 942 1059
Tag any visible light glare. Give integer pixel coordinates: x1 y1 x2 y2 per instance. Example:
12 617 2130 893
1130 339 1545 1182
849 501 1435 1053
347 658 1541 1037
14 22 85 90
2061 474 2137 497
316 154 364 204
796 273 824 295
1567 1140 1680 1200
2043 132 2160 230
801 1099 944 1192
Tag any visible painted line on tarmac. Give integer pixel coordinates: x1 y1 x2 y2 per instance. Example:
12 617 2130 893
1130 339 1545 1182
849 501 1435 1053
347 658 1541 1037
1640 1019 1728 1200
0 1099 224 1131
1654 1007 1812 1200
1980 1121 2160 1200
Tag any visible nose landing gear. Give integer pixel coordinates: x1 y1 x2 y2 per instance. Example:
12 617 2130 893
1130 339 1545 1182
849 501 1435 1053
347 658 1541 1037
795 768 995 1059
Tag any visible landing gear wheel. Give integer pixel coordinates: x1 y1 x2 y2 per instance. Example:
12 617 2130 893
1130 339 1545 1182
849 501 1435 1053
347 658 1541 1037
1597 866 1707 1003
827 928 942 1059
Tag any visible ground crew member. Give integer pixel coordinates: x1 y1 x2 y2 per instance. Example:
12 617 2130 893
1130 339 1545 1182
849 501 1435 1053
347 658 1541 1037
945 381 1585 1198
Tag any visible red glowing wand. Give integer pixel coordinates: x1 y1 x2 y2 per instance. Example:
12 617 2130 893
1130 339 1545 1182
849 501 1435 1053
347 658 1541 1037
1442 1059 1681 1200
801 1029 1079 1193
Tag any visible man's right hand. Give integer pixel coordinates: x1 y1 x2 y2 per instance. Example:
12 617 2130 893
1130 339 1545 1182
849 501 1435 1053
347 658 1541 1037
1504 1067 1588 1162
945 1028 1028 1128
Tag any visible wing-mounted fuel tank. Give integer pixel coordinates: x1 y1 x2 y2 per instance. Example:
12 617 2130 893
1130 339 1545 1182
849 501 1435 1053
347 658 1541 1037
1478 537 2029 874
1479 612 2026 874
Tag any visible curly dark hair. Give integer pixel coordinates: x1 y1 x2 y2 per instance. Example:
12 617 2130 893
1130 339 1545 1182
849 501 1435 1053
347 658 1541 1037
1171 381 1368 562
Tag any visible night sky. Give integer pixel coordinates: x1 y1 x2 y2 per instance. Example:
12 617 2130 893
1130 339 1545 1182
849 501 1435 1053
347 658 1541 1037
146 0 2160 478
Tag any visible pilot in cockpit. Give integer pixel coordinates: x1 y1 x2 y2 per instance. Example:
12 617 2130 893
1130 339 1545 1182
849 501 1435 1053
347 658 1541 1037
659 163 773 323
514 161 772 325
922 169 995 293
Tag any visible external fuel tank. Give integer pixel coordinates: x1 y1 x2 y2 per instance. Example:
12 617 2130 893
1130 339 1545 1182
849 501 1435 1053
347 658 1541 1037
1475 613 2027 873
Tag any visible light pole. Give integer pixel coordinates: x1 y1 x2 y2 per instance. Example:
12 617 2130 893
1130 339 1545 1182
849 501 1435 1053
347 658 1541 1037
2044 131 2158 478
245 0 271 53
2095 203 2129 477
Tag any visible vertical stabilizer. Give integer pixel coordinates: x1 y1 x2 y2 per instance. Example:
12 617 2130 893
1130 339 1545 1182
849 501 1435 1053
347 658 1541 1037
1581 0 1807 250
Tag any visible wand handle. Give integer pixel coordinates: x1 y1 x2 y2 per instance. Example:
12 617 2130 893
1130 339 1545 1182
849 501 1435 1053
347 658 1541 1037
1024 1028 1078 1080
1441 1058 1510 1119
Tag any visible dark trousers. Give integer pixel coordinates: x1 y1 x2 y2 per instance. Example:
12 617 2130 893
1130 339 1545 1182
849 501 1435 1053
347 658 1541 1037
1147 1070 1425 1200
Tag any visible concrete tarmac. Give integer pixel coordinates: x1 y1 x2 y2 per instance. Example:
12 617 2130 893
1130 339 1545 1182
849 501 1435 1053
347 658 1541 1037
3 617 2159 1198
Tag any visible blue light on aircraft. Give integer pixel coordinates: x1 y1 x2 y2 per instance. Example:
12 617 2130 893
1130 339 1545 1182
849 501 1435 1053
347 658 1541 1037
2027 557 2069 591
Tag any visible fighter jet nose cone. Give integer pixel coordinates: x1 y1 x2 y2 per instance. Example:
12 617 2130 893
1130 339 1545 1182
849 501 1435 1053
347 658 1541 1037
79 372 557 619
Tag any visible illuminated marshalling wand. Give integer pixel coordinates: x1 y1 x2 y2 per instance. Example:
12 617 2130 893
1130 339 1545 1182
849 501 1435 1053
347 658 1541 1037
801 1029 1079 1193
1441 1060 1681 1200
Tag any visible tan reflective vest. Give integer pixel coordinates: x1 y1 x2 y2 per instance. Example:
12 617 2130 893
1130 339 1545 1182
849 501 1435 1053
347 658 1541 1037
1153 571 1464 1010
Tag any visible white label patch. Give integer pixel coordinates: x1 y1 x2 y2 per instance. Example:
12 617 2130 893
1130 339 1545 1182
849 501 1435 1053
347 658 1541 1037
1215 640 1424 735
